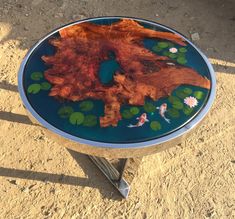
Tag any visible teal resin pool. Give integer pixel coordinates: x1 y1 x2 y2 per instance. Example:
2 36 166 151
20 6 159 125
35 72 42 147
22 17 212 144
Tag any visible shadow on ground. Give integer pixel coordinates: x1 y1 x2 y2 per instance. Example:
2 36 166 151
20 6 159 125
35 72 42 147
0 111 33 125
0 82 123 200
0 152 123 201
0 80 18 92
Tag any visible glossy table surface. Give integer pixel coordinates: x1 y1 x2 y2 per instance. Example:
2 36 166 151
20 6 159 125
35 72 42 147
18 16 216 156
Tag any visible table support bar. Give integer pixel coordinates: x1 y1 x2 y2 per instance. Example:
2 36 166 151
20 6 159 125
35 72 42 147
88 156 142 198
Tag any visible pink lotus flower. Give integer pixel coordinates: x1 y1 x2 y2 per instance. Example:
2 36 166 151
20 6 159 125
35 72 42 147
184 96 198 108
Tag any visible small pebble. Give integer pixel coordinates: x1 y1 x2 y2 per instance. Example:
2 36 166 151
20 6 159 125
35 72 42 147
32 0 43 6
22 187 30 193
28 184 36 190
72 15 78 20
199 137 204 142
61 1 68 9
16 4 23 8
57 12 64 18
207 47 217 53
196 151 203 157
8 179 17 185
28 163 33 169
49 187 55 194
72 14 86 20
191 32 200 41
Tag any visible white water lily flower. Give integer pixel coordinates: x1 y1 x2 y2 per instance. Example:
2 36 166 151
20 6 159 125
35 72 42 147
169 47 178 53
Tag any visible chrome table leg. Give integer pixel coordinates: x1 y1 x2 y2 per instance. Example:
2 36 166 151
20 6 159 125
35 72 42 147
88 156 142 198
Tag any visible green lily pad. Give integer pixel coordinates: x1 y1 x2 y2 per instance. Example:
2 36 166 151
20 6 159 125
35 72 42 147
143 102 155 113
58 106 74 118
130 107 140 115
121 109 133 119
79 101 94 112
183 88 192 95
183 106 193 115
83 115 97 127
177 57 187 65
40 82 51 90
177 52 186 57
194 91 204 99
157 42 169 49
167 108 180 118
179 47 187 53
169 53 177 59
27 84 41 94
167 42 175 48
168 95 181 104
172 101 184 110
152 45 162 52
31 72 43 81
163 51 171 56
150 121 161 131
69 112 85 125
176 90 188 99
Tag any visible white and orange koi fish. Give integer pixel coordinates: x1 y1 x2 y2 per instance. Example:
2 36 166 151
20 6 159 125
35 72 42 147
128 113 149 128
156 103 170 123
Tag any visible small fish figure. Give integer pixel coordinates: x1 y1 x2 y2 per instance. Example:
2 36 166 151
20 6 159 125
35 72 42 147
128 113 149 128
156 103 170 123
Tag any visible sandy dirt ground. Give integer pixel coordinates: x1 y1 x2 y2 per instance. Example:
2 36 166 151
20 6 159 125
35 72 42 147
0 0 235 218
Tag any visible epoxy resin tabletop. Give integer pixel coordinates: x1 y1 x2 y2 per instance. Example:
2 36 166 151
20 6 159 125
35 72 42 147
18 17 215 150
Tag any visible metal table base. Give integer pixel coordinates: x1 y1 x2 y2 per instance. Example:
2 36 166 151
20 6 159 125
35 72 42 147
88 156 142 198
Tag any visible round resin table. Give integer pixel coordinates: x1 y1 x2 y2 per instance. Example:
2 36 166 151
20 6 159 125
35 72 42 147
18 16 216 198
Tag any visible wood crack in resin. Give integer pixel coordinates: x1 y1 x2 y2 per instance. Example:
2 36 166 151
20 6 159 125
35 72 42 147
42 19 210 127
